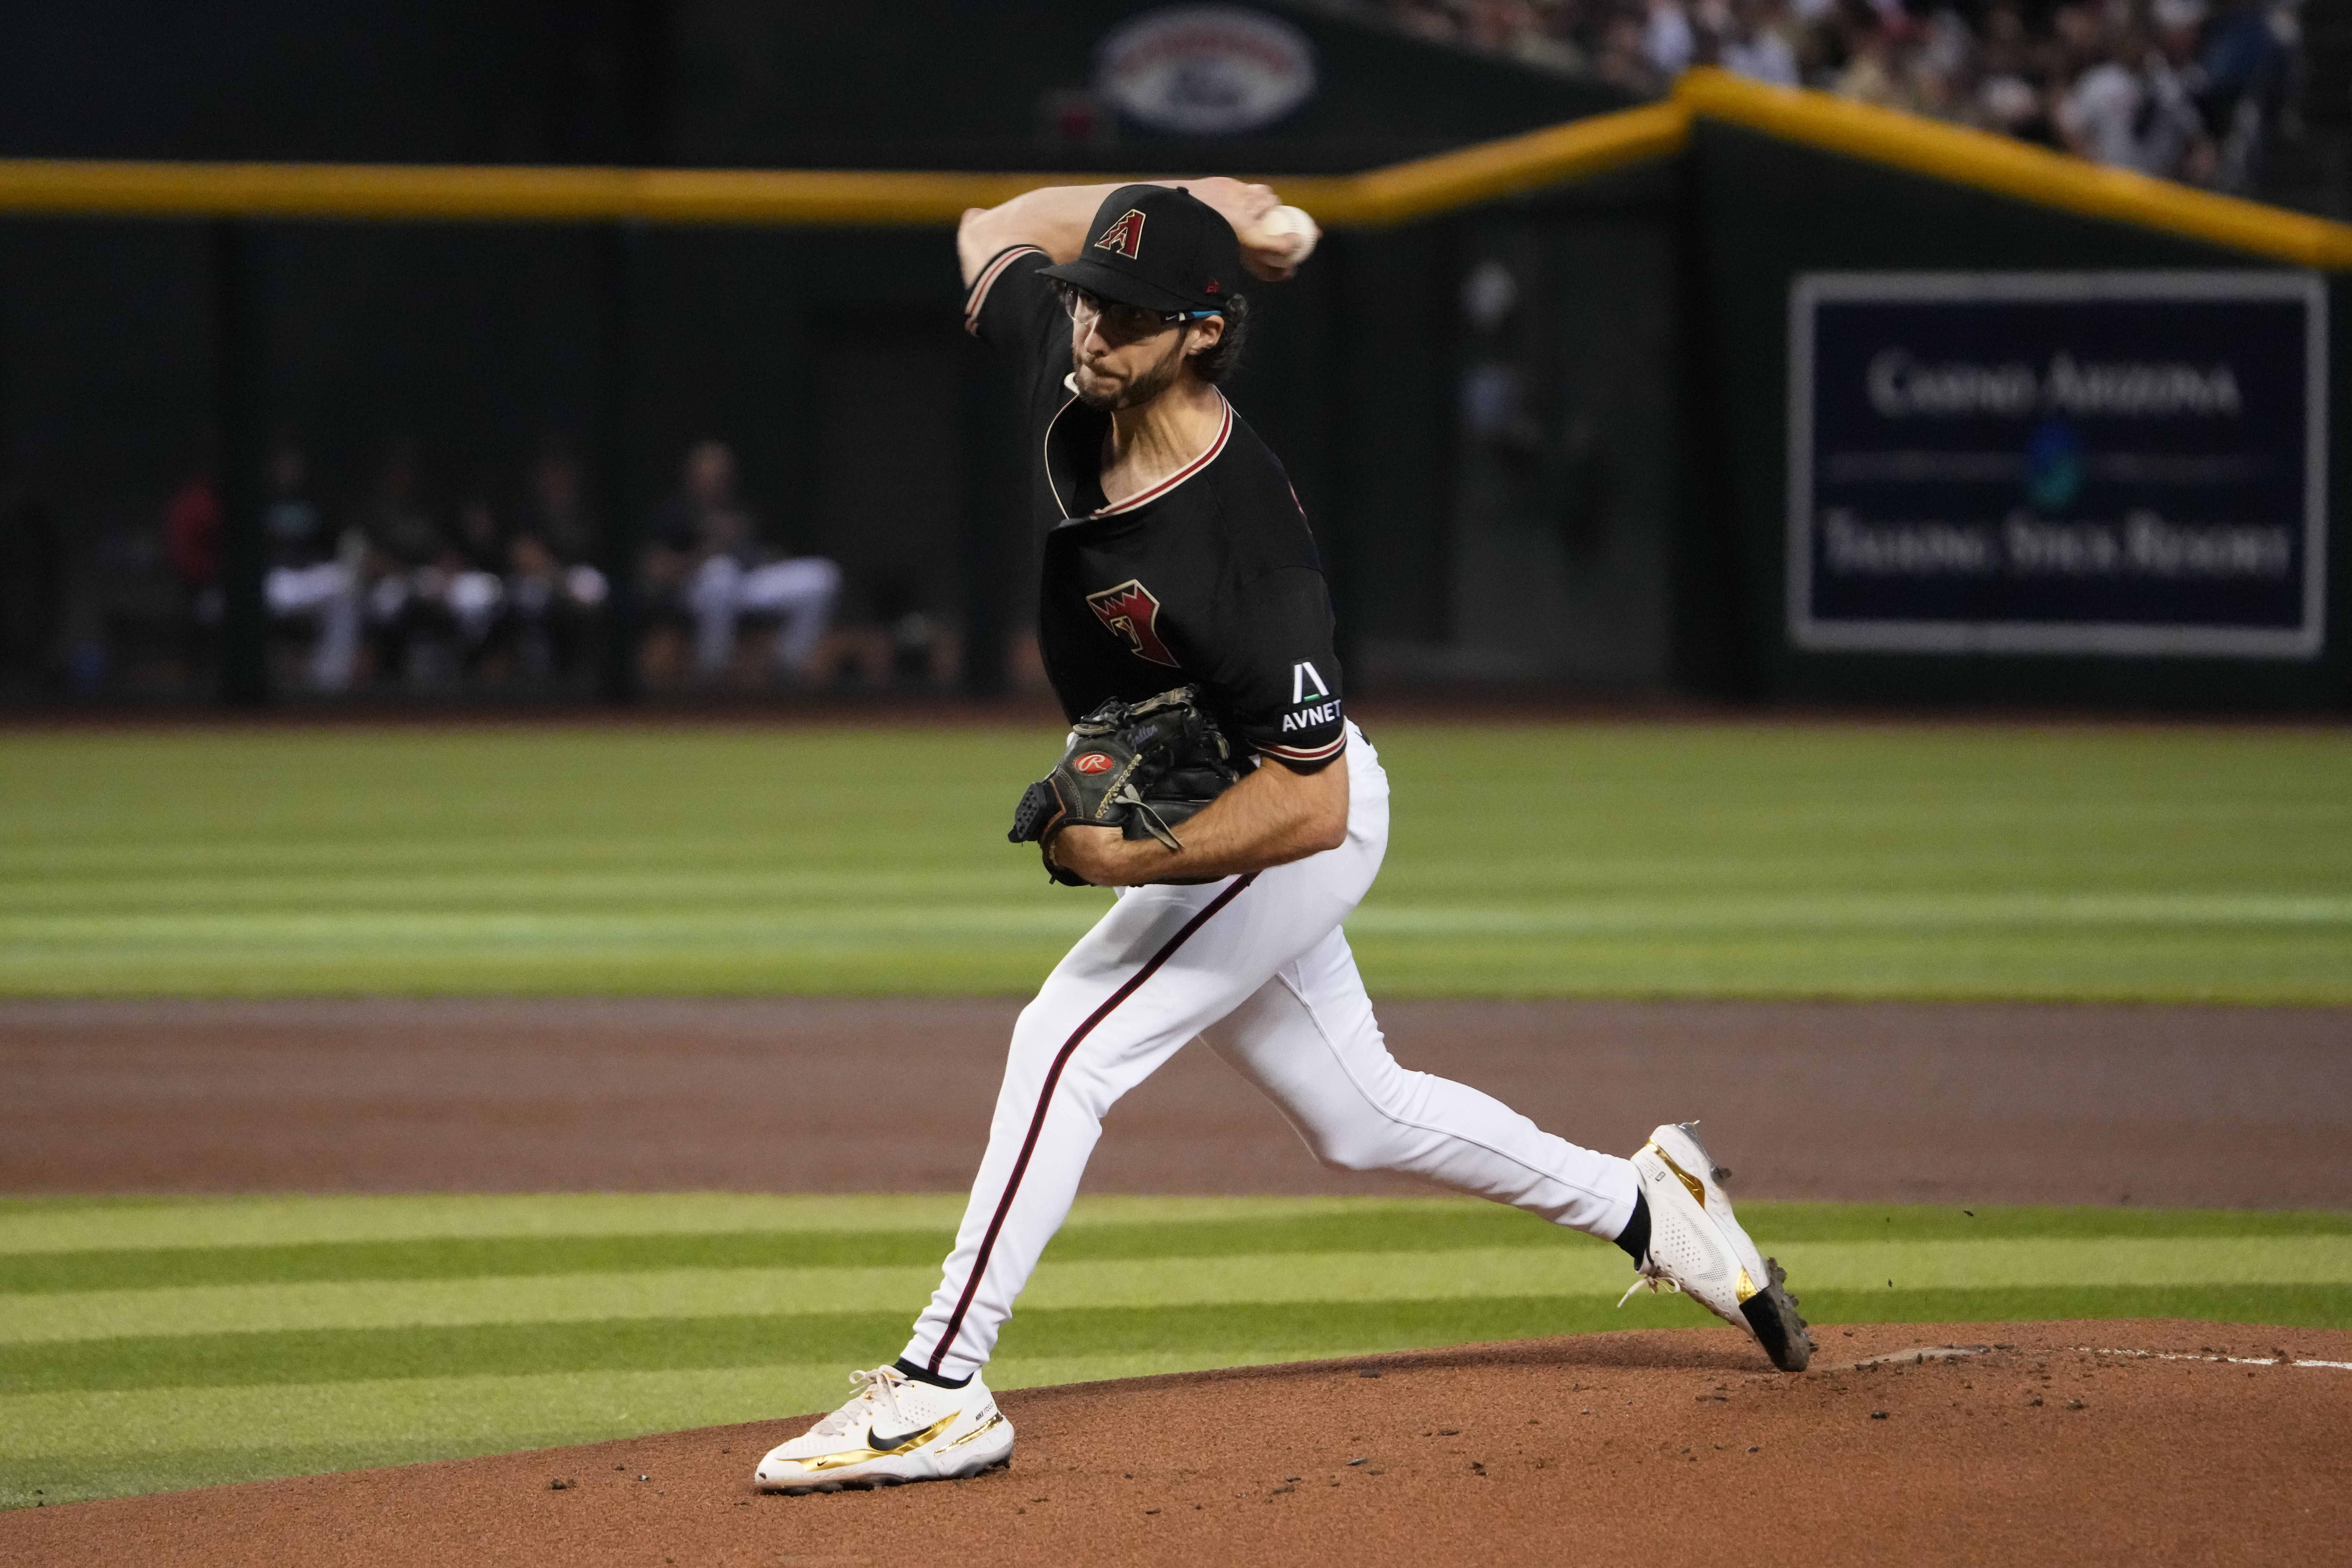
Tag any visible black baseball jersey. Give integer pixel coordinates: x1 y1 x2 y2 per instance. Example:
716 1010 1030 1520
966 245 1346 767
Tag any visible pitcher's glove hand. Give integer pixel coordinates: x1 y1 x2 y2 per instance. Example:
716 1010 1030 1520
1007 686 1241 886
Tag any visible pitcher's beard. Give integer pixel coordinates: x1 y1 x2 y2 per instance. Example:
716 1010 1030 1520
1072 337 1188 411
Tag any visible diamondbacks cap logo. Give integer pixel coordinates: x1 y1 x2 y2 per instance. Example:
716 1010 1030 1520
1085 578 1179 667
1092 209 1146 260
1073 752 1116 775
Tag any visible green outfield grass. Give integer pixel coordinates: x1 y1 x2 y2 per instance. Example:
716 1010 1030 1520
2 722 2347 1001
2 1193 2346 1509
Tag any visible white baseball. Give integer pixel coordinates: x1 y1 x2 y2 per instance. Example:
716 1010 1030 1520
1262 204 1320 264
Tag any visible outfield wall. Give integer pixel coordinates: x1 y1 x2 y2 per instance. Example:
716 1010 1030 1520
0 74 2345 710
1677 98 2351 710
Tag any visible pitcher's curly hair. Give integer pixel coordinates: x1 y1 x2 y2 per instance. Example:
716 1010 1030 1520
1189 294 1250 385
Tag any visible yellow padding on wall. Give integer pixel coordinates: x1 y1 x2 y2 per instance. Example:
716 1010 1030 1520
0 160 1077 226
1313 101 1690 224
0 107 1683 230
1675 67 2352 269
0 74 2344 267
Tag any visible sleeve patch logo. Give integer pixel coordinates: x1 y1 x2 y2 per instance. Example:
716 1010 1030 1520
1086 578 1180 667
1073 752 1117 774
1281 700 1341 733
1282 662 1338 732
1092 209 1146 260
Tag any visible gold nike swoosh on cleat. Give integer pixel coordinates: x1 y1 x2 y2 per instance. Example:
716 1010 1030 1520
940 1413 1006 1451
794 1413 959 1472
1647 1142 1709 1209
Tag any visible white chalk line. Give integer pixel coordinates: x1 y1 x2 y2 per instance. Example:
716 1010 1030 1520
1833 1344 2352 1373
2076 1346 2352 1371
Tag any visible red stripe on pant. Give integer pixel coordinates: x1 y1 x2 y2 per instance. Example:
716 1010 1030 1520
927 873 1258 1374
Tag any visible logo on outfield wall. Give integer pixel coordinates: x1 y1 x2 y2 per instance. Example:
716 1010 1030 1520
1787 271 2326 658
1094 7 1317 136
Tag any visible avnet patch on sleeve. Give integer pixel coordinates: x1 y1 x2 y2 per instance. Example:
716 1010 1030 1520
1210 568 1346 765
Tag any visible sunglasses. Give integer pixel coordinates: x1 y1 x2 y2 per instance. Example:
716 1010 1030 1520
1052 280 1220 341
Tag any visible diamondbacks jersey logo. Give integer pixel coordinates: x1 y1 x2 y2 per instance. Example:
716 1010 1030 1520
1092 209 1146 260
1085 578 1179 667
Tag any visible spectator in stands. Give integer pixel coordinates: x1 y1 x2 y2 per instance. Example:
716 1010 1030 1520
162 470 221 627
507 438 608 681
2056 8 2214 177
1720 0 1801 85
2194 0 2294 191
1595 13 1669 93
356 439 449 685
1645 0 1698 76
1971 2 2054 143
1345 0 2300 196
258 438 360 692
643 439 839 684
443 490 509 670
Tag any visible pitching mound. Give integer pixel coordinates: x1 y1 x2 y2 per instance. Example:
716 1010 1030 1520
7 1320 2347 1567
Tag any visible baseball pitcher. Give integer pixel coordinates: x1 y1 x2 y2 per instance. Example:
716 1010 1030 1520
754 180 1811 1494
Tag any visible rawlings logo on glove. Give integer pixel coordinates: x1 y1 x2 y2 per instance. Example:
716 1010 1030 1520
1007 686 1240 886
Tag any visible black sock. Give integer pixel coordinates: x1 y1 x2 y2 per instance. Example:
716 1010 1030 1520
1612 1189 1652 1263
894 1357 973 1390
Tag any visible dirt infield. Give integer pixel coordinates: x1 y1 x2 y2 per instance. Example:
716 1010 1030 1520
5 997 2349 1206
6 1319 2346 1567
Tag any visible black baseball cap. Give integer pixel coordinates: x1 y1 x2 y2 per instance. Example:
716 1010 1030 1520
1038 184 1241 315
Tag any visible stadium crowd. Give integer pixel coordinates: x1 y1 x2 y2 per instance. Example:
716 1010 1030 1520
145 437 841 696
1353 0 2302 190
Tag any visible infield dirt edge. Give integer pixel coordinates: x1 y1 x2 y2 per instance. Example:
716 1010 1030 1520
6 1318 2348 1568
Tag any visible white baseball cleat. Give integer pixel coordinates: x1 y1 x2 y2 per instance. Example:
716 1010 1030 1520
754 1365 1014 1494
1622 1122 1814 1372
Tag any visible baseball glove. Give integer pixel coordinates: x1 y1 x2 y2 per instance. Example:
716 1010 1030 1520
1007 685 1240 886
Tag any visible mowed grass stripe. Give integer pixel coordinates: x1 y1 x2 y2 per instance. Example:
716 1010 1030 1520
6 1285 2347 1460
0 1297 1668 1397
5 724 2348 1001
0 1193 1381 1256
0 1207 1565 1292
9 1237 2347 1352
32 1200 2343 1295
8 1198 2347 1281
15 1281 2352 1402
12 893 2347 946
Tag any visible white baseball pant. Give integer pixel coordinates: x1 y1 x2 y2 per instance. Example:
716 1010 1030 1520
263 562 360 692
689 555 843 674
901 723 1641 1380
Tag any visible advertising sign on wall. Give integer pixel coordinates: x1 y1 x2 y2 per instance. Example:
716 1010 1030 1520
1787 272 2326 657
1094 6 1317 135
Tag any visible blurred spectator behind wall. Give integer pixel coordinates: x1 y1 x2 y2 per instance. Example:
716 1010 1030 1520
162 468 223 679
643 439 840 684
444 490 511 670
259 439 361 692
357 439 449 685
162 471 222 626
508 439 609 681
2197 0 2294 191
